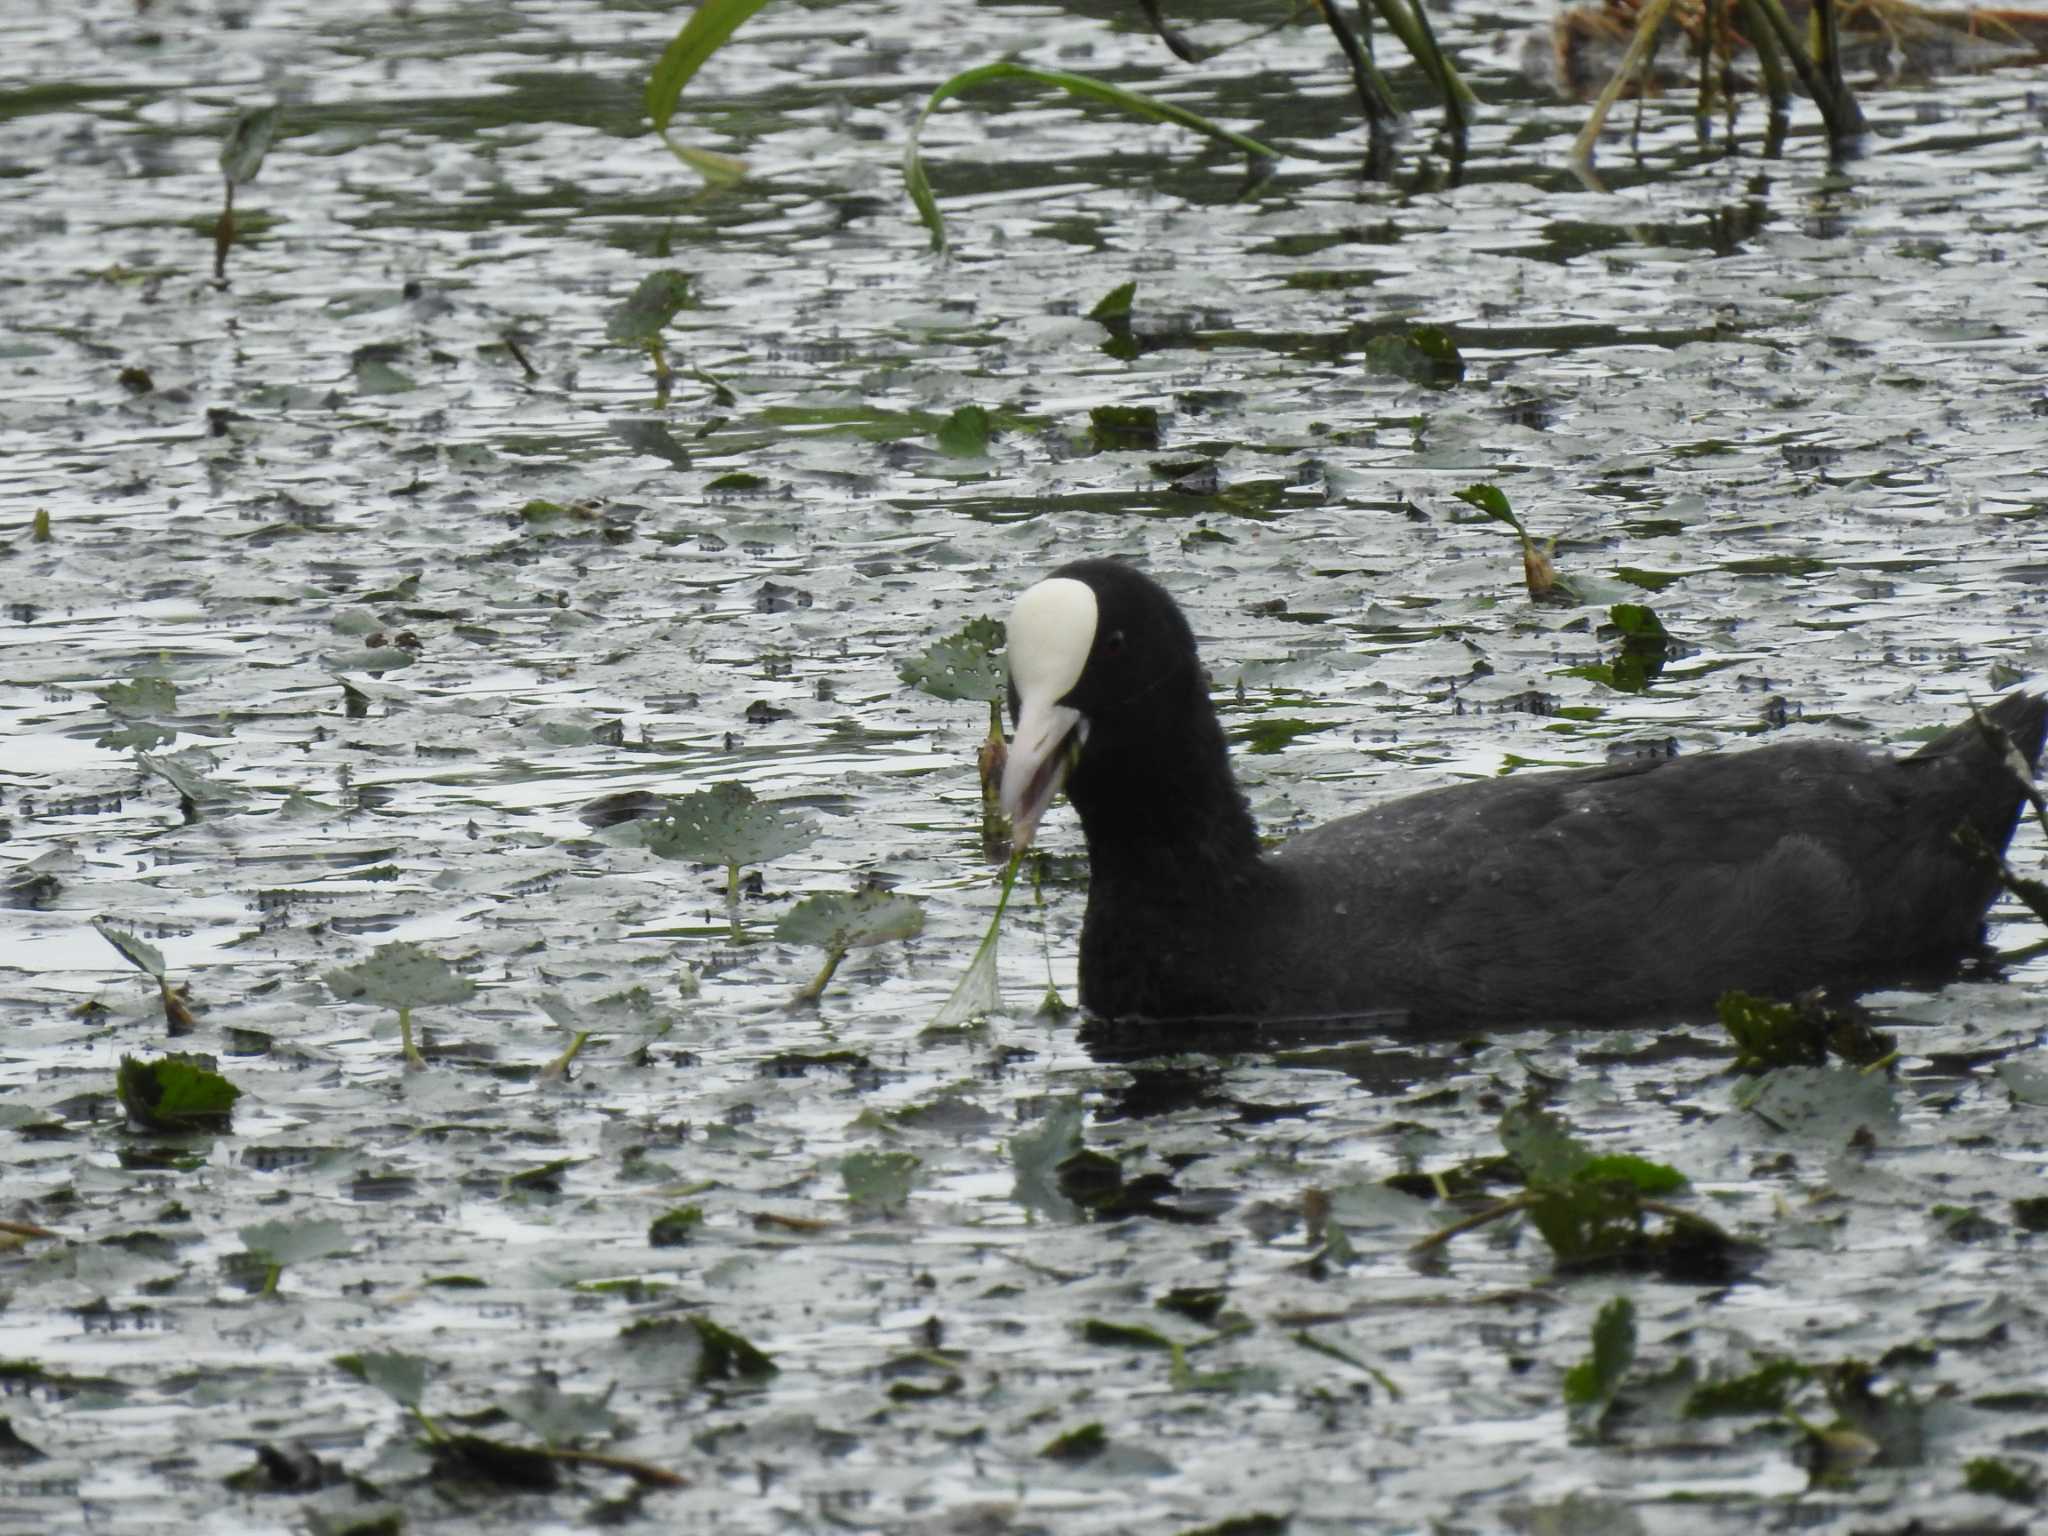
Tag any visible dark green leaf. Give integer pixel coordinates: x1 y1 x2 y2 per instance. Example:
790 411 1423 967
1089 281 1136 322
1563 1296 1636 1433
116 1054 239 1133
645 0 777 134
1010 1098 1084 1220
97 676 177 717
606 270 694 346
935 403 992 457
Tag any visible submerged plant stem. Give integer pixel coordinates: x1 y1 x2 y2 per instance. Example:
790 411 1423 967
794 946 846 1005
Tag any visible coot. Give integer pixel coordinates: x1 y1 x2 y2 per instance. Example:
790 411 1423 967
997 558 2046 1028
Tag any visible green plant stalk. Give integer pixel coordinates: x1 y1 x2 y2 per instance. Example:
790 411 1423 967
398 1005 425 1071
793 944 847 1005
260 1262 282 1299
644 0 777 133
904 62 1281 254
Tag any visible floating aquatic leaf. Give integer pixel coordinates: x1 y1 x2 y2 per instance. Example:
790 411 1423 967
1684 1358 1813 1418
606 270 694 347
782 885 924 1002
841 1148 920 1213
325 942 477 1012
612 417 692 468
649 1206 704 1247
219 103 281 185
1089 281 1135 322
116 1054 239 1133
351 357 416 395
1363 325 1464 387
1736 1063 1898 1139
1563 1296 1636 1439
1089 403 1160 452
1718 990 1894 1073
936 404 992 457
899 616 1005 704
501 1374 623 1448
1010 1097 1084 1221
643 782 814 873
97 675 177 718
335 1349 429 1409
94 920 165 979
241 1217 354 1279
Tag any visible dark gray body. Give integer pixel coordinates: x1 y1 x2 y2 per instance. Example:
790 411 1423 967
1079 705 2043 1027
1038 559 2046 1031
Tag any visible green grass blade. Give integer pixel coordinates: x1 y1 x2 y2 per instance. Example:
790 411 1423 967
646 0 778 134
905 61 1280 255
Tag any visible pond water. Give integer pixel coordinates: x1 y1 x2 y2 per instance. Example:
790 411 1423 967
4 0 2048 1531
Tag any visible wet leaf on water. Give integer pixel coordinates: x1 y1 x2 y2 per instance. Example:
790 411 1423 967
687 1316 777 1382
1683 1357 1813 1418
335 1349 429 1409
93 920 165 979
139 750 238 810
935 404 992 457
1453 482 1523 535
643 782 814 871
1498 1104 1598 1185
1563 1295 1636 1439
321 645 417 675
899 616 1005 703
1718 990 1894 1073
1089 281 1135 322
1363 326 1464 387
612 417 692 468
324 942 478 1012
1010 1097 1084 1221
1040 1422 1106 1463
1232 717 1328 755
1735 1064 1898 1139
1080 1319 1177 1351
219 103 281 185
432 1433 560 1490
96 676 177 717
240 1217 353 1269
1089 403 1160 451
776 889 924 954
116 1054 239 1133
841 1148 920 1213
1963 1456 2041 1505
352 357 417 395
649 1206 704 1247
606 270 694 346
500 1374 623 1448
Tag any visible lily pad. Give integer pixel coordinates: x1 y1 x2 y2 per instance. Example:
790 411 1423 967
899 616 1005 704
606 270 694 347
324 943 477 1012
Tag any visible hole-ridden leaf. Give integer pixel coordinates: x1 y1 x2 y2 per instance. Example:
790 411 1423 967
116 1054 239 1133
642 781 815 874
606 270 695 348
1563 1296 1637 1440
841 1148 920 1213
324 942 477 1012
1010 1097 1085 1221
335 1349 430 1409
899 616 1005 705
776 888 925 955
94 920 166 979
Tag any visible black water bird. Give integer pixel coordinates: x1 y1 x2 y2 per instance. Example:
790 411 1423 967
997 559 2046 1029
